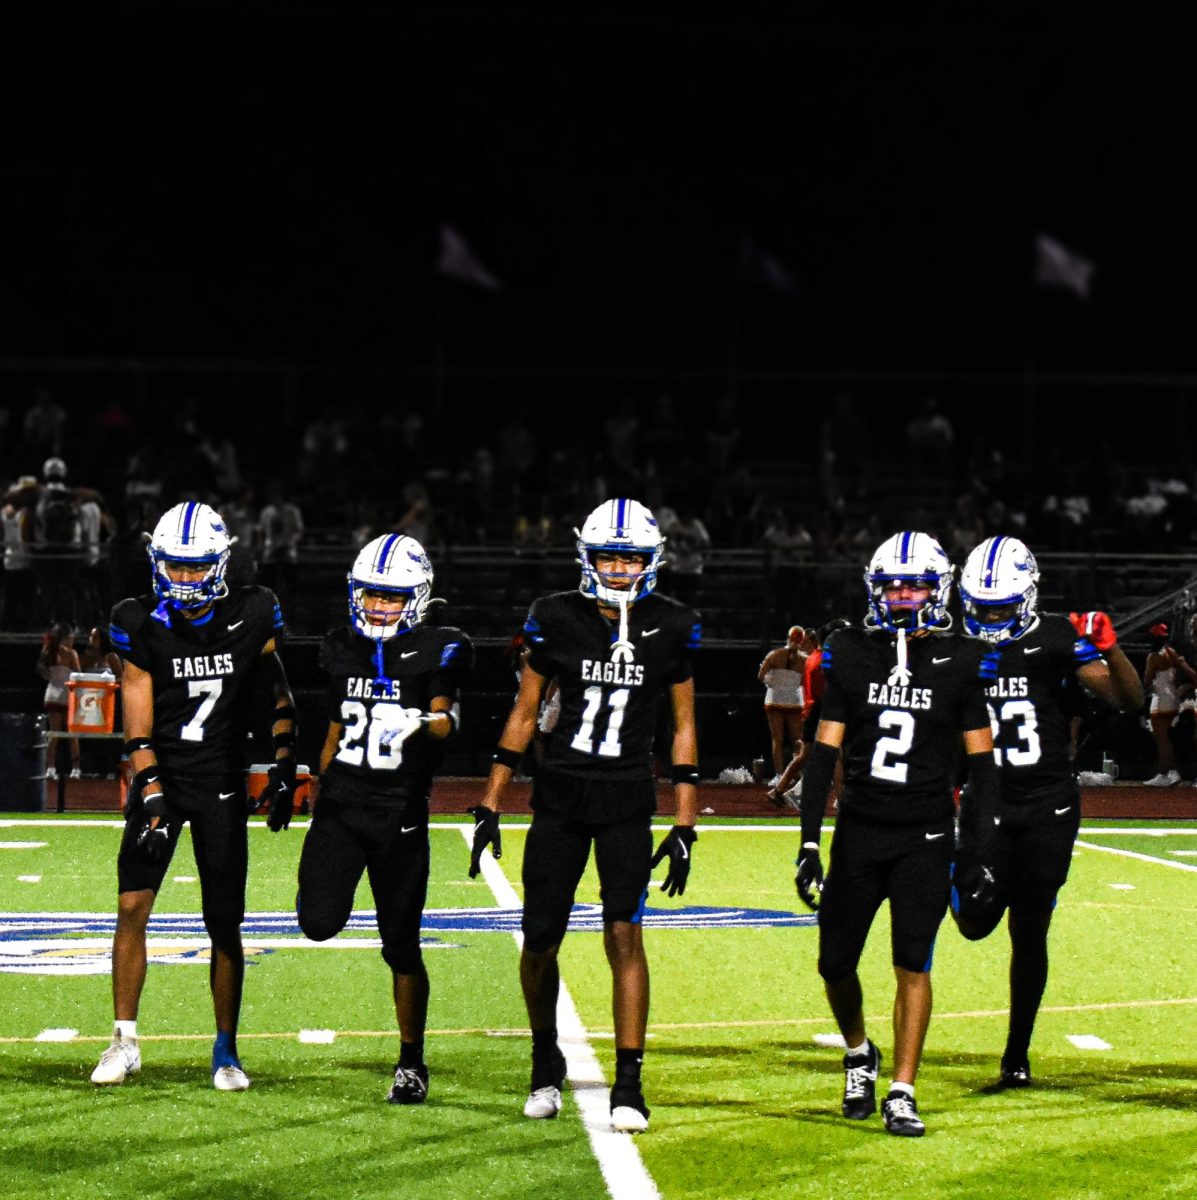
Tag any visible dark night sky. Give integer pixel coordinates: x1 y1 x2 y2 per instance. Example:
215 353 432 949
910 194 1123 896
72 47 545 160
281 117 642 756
2 5 1192 372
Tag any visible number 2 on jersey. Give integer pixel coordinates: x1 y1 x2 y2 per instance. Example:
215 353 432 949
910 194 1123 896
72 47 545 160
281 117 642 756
571 685 629 758
870 708 915 782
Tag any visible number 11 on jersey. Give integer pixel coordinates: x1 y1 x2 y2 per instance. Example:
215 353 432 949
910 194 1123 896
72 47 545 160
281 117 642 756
571 685 629 758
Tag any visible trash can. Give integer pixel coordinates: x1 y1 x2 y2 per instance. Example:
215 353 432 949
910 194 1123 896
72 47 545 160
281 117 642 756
66 672 119 734
0 713 49 812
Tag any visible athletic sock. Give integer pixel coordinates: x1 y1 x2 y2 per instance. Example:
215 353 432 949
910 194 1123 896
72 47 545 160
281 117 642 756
398 1040 424 1070
213 1029 240 1067
115 1020 138 1041
888 1081 914 1099
615 1047 644 1089
845 1038 870 1059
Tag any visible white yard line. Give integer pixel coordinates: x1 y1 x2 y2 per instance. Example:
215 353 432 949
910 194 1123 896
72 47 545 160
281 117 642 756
1075 840 1197 874
458 828 660 1200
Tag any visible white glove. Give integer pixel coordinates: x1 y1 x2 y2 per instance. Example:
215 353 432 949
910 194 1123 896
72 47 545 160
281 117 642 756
378 706 430 748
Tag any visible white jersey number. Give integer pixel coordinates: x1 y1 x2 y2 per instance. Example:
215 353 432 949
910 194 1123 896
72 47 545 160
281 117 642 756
986 699 1042 767
870 709 916 783
570 686 630 758
180 679 223 743
335 700 414 770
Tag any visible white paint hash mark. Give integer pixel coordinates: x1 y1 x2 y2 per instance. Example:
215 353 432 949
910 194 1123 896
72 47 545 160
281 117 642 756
36 1028 78 1042
17 876 40 884
0 842 47 850
298 1029 336 1044
172 876 197 883
1067 1034 1112 1051
813 1032 848 1049
1109 883 1135 890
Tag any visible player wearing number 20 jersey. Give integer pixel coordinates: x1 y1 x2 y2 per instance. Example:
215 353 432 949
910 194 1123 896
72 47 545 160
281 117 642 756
953 536 1143 1090
297 534 473 1106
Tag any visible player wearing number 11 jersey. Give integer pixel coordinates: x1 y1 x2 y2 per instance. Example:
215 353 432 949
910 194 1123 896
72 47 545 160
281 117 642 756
95 502 294 1091
953 536 1142 1089
794 532 999 1137
297 534 472 1105
471 499 701 1134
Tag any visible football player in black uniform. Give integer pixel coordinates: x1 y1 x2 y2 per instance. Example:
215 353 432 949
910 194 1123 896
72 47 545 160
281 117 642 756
953 536 1143 1088
93 502 296 1090
296 534 472 1104
470 499 701 1134
794 532 1000 1137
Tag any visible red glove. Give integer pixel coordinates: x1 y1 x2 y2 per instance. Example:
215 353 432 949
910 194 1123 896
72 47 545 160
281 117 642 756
1070 610 1117 652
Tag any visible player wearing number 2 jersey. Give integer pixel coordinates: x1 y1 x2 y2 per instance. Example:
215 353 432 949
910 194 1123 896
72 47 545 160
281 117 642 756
953 537 1142 1089
297 534 472 1105
94 502 294 1091
794 532 999 1137
471 499 701 1135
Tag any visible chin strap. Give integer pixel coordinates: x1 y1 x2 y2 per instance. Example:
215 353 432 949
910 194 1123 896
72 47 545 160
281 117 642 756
888 627 912 687
611 594 635 664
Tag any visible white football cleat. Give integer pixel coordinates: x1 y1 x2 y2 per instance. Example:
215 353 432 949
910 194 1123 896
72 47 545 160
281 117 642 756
610 1104 649 1134
523 1085 563 1119
91 1033 141 1085
213 1064 251 1091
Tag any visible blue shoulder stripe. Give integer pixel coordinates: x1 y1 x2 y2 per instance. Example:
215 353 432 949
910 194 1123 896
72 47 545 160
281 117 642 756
109 622 132 651
687 621 703 650
523 614 544 644
1073 638 1101 665
440 642 461 667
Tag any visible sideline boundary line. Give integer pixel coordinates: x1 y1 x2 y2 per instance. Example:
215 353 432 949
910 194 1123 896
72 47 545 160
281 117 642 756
459 828 659 1200
1075 839 1197 873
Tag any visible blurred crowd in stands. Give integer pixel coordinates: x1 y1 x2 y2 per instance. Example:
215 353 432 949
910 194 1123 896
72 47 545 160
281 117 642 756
4 381 1197 636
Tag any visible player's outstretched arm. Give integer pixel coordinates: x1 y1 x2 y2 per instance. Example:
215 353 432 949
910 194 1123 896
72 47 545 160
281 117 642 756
1071 612 1145 713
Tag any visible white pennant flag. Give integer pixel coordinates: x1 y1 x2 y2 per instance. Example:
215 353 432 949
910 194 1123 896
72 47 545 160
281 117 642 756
437 224 502 291
1034 232 1095 299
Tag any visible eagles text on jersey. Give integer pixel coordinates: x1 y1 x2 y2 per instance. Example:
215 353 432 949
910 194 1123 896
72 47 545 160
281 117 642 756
820 626 991 826
109 587 284 778
524 591 701 782
320 624 473 808
983 613 1101 801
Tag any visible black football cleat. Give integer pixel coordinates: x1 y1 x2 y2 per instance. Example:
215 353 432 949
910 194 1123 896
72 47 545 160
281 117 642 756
387 1063 429 1105
997 1058 1032 1089
883 1089 925 1137
841 1039 881 1119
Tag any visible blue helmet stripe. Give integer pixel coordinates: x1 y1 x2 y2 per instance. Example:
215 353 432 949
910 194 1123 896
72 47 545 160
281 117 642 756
615 498 627 536
375 534 400 574
984 537 1004 588
182 501 197 544
899 531 912 563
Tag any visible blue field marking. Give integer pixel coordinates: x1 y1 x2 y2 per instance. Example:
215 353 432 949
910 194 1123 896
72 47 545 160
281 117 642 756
0 903 814 944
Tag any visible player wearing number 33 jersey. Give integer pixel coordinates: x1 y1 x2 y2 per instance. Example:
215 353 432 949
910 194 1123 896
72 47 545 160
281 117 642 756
297 533 473 1106
951 536 1142 1091
795 531 1000 1137
474 499 702 1135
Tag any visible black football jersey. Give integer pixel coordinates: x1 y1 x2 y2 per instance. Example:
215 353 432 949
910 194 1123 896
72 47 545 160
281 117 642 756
524 590 701 781
110 587 284 778
820 626 992 825
983 613 1101 802
319 624 473 806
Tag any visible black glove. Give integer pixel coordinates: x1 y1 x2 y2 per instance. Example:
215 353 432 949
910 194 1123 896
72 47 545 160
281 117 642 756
956 858 997 909
650 825 697 897
795 844 824 910
467 805 501 878
262 757 298 832
133 791 173 864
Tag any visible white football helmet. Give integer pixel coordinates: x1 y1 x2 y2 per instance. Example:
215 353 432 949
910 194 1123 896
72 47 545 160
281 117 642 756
576 499 665 605
147 502 231 611
960 536 1040 643
348 533 434 640
864 531 954 633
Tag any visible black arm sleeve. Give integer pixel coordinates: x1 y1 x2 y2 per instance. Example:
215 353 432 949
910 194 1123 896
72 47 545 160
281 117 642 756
798 739 840 847
960 749 1000 858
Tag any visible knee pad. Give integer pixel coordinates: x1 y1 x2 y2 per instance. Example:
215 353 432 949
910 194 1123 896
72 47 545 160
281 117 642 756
522 904 571 955
381 939 424 976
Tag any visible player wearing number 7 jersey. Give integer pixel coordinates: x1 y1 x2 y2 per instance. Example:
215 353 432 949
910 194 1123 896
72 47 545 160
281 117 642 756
472 498 701 1134
297 534 472 1105
953 536 1142 1089
795 531 999 1137
95 502 294 1091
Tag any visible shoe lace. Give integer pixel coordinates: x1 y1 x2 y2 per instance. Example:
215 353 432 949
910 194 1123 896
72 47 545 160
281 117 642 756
886 1093 918 1120
844 1062 874 1099
393 1067 425 1093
